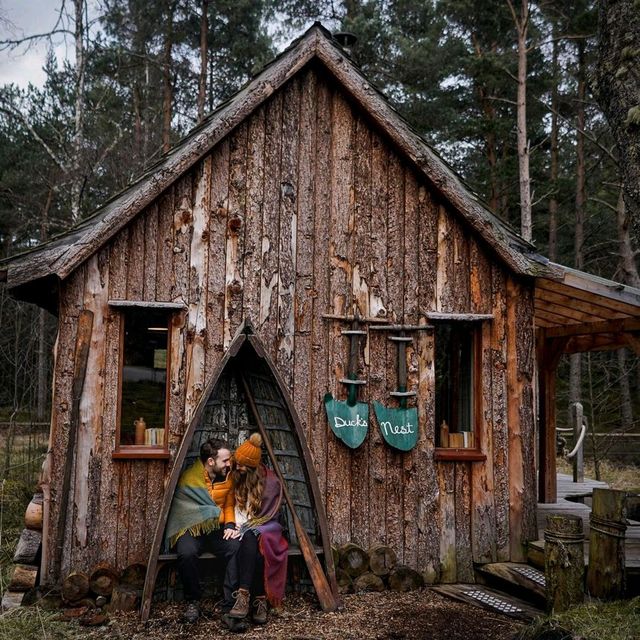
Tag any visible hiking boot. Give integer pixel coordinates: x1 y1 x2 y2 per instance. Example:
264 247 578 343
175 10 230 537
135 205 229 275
229 588 250 618
184 601 200 624
251 596 268 624
222 613 250 633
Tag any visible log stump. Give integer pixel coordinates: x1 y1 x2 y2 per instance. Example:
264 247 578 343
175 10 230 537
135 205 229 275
13 528 42 565
62 571 90 603
336 568 353 594
8 564 38 592
338 542 369 578
368 544 397 577
353 572 385 593
120 563 147 591
544 514 584 613
108 584 138 612
586 488 627 600
388 565 425 592
24 494 43 531
90 563 119 597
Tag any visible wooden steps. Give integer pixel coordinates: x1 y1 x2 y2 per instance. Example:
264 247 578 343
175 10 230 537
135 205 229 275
476 562 545 608
432 583 543 621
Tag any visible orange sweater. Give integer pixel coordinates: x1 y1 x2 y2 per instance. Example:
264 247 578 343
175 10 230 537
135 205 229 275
204 470 235 525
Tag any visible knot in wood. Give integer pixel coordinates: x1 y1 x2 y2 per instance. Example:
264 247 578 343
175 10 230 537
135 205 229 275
229 217 243 232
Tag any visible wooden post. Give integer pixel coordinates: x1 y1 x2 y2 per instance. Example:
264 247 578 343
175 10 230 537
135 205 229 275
544 514 584 613
570 402 584 483
586 488 627 600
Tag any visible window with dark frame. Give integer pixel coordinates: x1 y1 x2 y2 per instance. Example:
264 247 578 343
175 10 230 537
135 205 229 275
117 308 170 451
435 322 477 449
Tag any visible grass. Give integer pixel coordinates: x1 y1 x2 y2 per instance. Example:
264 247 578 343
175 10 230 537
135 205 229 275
516 597 640 640
0 607 89 640
556 457 639 491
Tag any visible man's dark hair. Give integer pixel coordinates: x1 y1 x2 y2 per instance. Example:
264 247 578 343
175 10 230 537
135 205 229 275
200 438 228 464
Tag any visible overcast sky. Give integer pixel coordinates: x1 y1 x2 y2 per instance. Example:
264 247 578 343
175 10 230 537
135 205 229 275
0 0 96 88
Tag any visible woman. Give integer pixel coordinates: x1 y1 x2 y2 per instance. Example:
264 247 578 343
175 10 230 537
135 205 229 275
225 432 288 625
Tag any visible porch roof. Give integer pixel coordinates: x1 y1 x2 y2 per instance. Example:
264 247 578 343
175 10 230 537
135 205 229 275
535 262 640 354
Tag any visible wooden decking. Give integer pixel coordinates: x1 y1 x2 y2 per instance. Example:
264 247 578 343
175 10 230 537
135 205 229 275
536 473 640 572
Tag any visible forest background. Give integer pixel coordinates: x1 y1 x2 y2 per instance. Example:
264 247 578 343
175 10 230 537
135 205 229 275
0 0 639 471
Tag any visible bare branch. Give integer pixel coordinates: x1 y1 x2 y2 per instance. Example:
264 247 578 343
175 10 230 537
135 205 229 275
589 197 618 213
533 95 618 163
0 103 67 172
0 30 74 51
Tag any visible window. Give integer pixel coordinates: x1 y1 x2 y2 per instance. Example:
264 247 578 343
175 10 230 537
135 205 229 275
434 322 483 458
114 306 172 458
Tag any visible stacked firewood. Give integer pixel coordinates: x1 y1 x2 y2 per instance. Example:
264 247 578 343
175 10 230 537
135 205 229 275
1 492 43 611
334 543 425 594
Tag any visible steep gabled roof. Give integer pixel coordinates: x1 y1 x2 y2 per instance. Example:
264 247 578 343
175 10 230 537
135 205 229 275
1 23 556 301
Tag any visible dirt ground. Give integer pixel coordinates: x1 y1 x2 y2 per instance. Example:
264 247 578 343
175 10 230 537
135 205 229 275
107 590 524 640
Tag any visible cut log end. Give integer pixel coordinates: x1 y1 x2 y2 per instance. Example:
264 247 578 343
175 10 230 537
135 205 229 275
388 565 425 592
62 572 90 603
108 584 138 612
368 544 397 576
338 542 369 577
353 572 385 593
89 563 119 597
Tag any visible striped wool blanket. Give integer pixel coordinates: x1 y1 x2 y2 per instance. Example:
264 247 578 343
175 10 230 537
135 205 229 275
165 458 221 549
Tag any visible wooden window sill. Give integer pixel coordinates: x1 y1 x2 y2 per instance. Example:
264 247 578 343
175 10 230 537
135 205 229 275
434 448 486 461
113 448 170 460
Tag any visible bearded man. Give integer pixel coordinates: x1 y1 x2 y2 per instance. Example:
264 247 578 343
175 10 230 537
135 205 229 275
165 438 240 623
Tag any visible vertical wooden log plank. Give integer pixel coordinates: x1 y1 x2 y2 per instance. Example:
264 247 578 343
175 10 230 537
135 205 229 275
451 218 470 313
309 76 330 499
470 242 496 563
435 204 456 579
185 158 212 424
156 189 175 303
115 463 131 570
492 265 510 561
125 214 148 566
243 108 266 325
144 204 163 549
224 123 247 348
350 115 371 549
98 229 128 572
173 174 194 304
402 168 419 568
205 142 229 380
277 77 301 390
72 252 109 572
507 276 525 562
295 69 316 445
367 132 389 548
325 89 354 545
143 204 159 302
454 462 474 581
45 269 84 583
516 280 537 547
416 186 439 581
169 174 192 452
385 151 405 560
260 94 282 354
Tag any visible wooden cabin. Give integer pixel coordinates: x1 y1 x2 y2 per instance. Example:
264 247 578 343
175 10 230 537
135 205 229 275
3 24 640 597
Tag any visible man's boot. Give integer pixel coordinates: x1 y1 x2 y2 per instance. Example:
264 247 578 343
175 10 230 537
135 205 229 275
184 601 200 624
251 596 268 624
229 588 250 618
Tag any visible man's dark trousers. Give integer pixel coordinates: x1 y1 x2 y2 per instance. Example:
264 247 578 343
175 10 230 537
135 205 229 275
176 529 240 605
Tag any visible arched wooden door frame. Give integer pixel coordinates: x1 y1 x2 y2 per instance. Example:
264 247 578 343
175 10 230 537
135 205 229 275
141 319 337 620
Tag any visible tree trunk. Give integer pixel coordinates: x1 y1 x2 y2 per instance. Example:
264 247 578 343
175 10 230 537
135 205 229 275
511 0 532 241
71 0 86 223
162 1 176 153
197 0 208 123
548 31 559 261
594 0 640 241
569 40 587 410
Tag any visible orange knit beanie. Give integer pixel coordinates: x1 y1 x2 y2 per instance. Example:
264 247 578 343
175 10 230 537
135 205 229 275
234 432 263 467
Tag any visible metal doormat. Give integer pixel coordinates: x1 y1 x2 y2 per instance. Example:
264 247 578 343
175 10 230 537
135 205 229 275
513 565 546 587
462 590 524 615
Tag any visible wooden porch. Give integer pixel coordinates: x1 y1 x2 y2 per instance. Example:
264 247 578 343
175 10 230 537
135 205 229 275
532 473 640 583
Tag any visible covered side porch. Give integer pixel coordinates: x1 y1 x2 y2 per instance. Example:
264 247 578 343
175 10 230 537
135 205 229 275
535 262 640 503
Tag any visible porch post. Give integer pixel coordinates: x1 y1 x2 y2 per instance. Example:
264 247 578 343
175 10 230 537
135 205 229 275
537 330 565 503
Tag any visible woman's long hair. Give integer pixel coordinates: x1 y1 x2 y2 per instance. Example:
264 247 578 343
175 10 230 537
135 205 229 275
231 462 265 518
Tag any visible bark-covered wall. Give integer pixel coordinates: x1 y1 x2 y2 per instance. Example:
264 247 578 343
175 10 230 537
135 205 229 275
42 63 537 585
